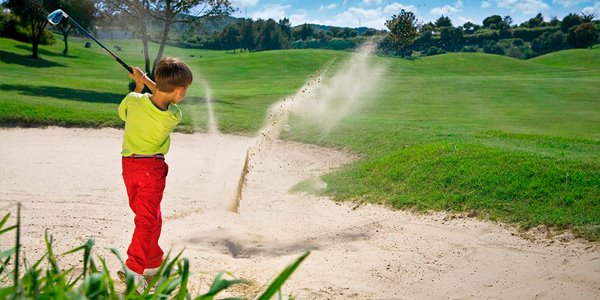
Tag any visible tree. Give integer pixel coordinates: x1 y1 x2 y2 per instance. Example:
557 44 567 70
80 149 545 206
440 26 463 52
384 9 418 57
6 0 57 59
483 15 502 28
503 15 513 26
435 15 452 28
561 13 581 33
532 31 565 55
257 19 285 50
568 22 598 48
149 0 233 75
54 0 96 55
100 0 154 74
526 13 544 28
462 21 477 34
221 23 239 52
278 17 292 41
299 23 313 41
239 18 255 52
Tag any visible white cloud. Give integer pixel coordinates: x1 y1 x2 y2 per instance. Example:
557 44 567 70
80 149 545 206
362 0 383 5
481 1 492 8
457 16 473 24
430 0 464 15
320 3 417 29
384 2 418 14
230 0 260 7
319 3 338 12
582 1 600 14
496 0 549 14
553 0 589 7
250 4 289 20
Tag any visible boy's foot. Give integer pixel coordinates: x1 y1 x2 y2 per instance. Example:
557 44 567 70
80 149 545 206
117 270 148 294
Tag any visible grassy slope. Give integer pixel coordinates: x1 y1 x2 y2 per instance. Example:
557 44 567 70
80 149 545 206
1 37 599 239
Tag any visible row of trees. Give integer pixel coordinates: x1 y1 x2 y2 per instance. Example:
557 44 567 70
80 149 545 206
384 10 599 58
1 0 234 75
182 19 382 52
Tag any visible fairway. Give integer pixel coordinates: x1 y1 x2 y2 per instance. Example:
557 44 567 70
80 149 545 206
1 36 599 239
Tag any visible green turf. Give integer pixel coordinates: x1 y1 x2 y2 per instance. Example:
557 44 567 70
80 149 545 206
1 36 599 239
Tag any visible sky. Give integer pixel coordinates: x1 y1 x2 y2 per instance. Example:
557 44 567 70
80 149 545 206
227 0 600 29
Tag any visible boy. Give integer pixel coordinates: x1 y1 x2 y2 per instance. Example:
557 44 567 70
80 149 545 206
117 57 193 293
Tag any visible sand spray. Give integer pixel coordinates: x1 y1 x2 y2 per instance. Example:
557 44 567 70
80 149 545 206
199 78 220 135
228 42 386 213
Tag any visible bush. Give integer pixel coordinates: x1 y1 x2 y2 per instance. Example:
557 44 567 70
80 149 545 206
423 46 447 56
532 31 566 55
0 11 20 40
512 26 559 42
464 29 499 46
14 25 55 45
512 38 525 46
462 45 478 52
483 40 505 55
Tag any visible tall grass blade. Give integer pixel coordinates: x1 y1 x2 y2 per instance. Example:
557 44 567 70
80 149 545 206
195 272 248 300
176 258 190 300
256 251 310 300
0 213 10 230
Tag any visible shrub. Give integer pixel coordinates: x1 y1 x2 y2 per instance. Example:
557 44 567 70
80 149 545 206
532 31 566 55
512 26 559 42
512 38 525 46
423 46 447 56
462 45 478 52
483 40 505 55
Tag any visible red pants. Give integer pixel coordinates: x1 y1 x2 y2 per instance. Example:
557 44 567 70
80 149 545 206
122 156 169 274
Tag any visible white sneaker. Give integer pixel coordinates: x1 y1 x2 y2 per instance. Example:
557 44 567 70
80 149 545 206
132 271 148 295
117 270 148 294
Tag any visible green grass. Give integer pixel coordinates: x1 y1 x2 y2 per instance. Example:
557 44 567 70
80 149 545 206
1 36 599 239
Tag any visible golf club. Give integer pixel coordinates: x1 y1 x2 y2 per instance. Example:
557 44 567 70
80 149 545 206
47 9 133 73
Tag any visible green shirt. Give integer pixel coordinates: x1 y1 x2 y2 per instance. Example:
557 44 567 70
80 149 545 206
118 92 182 156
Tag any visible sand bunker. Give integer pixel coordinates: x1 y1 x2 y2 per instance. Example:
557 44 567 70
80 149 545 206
1 127 599 299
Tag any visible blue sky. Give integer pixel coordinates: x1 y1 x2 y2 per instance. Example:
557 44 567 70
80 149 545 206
227 0 600 29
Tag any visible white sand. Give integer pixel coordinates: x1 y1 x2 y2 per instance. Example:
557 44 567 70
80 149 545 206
0 127 599 299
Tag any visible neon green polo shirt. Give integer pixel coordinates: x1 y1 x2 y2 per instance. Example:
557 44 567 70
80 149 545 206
118 92 182 156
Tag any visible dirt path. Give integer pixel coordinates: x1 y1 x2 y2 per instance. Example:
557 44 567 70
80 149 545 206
0 127 598 299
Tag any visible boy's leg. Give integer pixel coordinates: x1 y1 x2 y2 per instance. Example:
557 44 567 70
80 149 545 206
122 158 167 274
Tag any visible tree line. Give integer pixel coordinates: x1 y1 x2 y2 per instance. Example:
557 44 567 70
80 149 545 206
383 10 599 58
1 0 598 64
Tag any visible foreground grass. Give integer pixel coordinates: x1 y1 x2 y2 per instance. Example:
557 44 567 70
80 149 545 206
0 37 599 239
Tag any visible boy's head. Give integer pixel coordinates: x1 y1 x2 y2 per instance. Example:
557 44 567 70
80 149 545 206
154 57 193 103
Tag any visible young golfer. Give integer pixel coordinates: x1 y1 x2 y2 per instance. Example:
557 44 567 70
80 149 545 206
117 57 192 293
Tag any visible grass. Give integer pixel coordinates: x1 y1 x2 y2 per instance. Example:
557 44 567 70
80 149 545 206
0 36 599 239
0 210 309 299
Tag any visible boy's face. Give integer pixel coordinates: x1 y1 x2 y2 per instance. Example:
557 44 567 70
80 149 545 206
171 86 189 104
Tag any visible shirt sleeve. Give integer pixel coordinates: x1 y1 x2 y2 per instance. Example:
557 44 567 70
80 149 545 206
118 93 134 121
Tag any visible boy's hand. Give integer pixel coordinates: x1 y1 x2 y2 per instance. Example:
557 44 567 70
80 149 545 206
129 66 149 93
128 66 157 94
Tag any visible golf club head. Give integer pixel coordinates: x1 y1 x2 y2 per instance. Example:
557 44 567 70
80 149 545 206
47 9 68 25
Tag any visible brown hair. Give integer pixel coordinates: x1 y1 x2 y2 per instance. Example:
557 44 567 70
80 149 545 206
154 57 193 92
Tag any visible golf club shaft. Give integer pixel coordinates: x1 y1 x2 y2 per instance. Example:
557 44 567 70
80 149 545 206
68 17 133 73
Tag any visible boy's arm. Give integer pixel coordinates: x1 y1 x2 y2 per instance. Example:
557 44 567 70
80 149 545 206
129 66 157 94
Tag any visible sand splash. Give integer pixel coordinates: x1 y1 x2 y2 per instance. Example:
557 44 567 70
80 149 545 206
199 78 219 135
229 42 386 213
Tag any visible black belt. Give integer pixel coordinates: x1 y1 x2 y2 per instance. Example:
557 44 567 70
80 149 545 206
125 154 165 159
